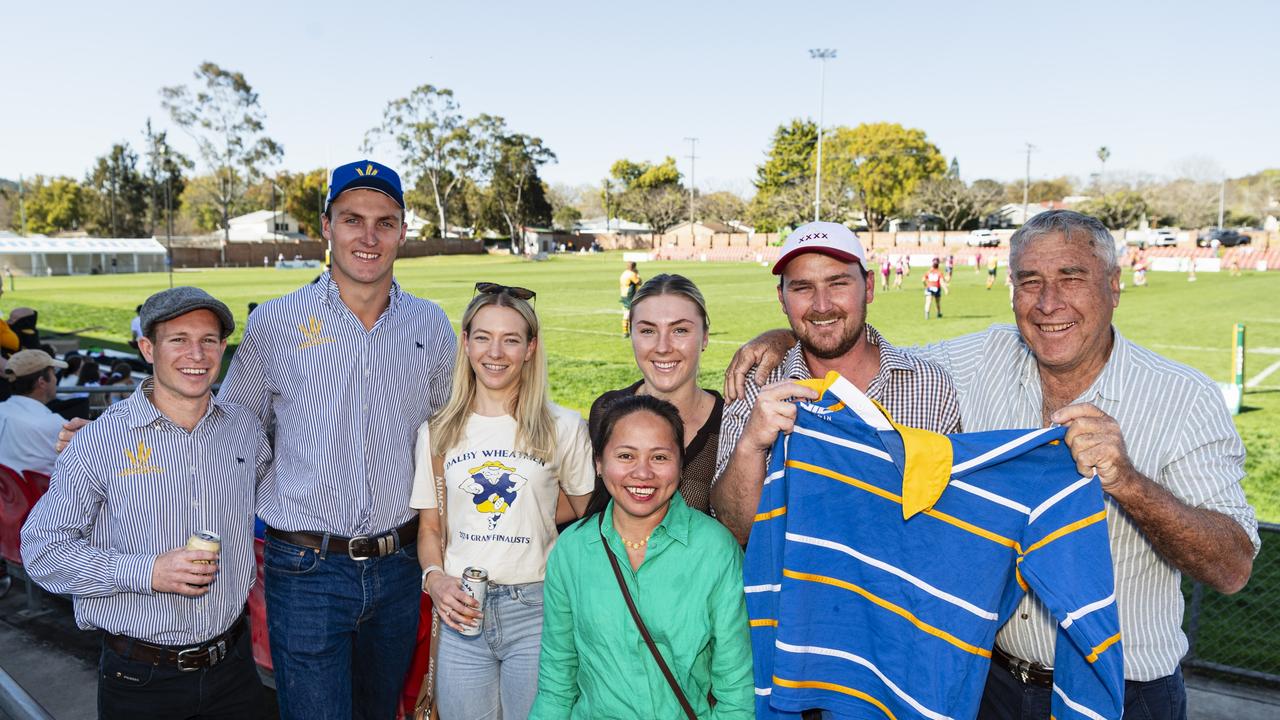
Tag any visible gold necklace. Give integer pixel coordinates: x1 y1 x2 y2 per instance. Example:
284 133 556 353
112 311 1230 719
620 533 652 550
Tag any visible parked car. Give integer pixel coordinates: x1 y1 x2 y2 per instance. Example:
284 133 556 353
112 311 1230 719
1197 228 1251 247
966 229 1000 247
1147 229 1178 247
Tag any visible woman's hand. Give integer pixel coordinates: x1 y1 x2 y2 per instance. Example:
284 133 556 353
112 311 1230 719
425 571 483 633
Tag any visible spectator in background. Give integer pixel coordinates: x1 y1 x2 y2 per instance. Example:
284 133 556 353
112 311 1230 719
129 305 143 351
0 284 19 356
8 307 41 350
107 360 136 404
0 350 70 474
77 359 103 396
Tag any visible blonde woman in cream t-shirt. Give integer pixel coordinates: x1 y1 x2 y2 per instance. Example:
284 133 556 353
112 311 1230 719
411 284 594 720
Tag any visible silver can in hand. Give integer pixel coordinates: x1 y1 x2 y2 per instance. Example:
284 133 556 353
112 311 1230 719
186 530 221 564
458 566 488 637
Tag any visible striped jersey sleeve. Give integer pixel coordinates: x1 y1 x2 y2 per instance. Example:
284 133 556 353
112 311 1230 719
744 374 1124 720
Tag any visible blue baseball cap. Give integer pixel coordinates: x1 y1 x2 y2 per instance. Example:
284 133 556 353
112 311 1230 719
326 160 405 211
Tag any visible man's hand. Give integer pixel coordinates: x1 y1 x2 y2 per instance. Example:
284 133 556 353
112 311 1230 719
151 548 219 596
56 417 90 453
740 381 819 453
724 328 796 402
1052 403 1138 495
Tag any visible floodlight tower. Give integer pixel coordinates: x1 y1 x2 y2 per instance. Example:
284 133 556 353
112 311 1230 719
810 48 837 222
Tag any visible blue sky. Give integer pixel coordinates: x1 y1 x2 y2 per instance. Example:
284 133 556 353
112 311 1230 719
2 0 1276 194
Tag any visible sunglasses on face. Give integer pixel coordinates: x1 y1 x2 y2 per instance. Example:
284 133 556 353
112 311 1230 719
474 282 536 302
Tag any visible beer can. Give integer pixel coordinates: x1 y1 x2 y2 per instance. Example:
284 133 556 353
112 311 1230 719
458 566 488 637
186 530 221 564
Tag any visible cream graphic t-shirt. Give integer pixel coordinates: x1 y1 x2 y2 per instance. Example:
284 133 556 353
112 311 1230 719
411 404 594 585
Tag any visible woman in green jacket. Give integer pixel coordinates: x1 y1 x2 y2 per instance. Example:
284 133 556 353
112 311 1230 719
530 394 754 719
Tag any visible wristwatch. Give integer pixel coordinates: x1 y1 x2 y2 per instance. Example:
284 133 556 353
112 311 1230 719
421 565 444 593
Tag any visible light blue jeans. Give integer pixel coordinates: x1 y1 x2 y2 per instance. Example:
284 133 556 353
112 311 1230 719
437 581 544 720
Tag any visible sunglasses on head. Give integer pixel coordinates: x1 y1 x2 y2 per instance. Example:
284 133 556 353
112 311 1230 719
474 282 536 302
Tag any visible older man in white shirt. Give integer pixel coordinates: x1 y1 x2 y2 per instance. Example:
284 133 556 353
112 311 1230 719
0 349 70 475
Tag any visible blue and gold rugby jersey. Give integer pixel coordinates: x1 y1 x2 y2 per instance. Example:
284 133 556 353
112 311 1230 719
746 373 1123 720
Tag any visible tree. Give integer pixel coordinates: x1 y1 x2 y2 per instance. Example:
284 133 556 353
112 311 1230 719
610 157 685 234
1077 190 1147 229
161 62 283 262
141 119 192 238
552 205 582 230
908 176 1005 230
274 169 329 239
84 143 150 237
1144 179 1217 228
698 191 747 225
366 85 474 238
1004 177 1074 205
747 119 817 232
821 122 947 231
15 176 86 234
472 114 557 252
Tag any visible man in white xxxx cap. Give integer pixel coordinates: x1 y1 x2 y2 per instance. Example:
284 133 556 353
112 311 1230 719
710 222 961 545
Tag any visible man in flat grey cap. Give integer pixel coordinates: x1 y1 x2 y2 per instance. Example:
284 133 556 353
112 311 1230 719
23 286 271 719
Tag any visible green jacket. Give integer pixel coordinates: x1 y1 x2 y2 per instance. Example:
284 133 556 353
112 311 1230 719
531 495 754 719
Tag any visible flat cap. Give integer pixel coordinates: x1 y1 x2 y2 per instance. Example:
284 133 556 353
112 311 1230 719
139 287 235 339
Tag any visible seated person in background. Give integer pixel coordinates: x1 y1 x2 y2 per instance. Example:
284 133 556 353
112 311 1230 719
0 284 18 355
8 308 42 350
58 353 83 388
0 350 71 474
77 359 103 394
107 360 136 404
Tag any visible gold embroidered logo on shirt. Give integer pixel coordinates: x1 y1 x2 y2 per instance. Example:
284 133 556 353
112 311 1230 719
119 441 163 476
298 316 335 350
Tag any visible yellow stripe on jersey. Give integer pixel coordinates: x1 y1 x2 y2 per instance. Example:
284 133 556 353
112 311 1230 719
774 677 898 720
784 569 991 659
750 618 778 628
755 506 788 523
1086 632 1122 663
786 460 1019 551
1023 510 1108 556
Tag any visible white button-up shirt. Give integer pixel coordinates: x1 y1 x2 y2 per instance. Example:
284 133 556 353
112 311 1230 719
0 395 64 474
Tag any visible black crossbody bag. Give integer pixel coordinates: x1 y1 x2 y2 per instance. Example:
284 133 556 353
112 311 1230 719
598 513 698 720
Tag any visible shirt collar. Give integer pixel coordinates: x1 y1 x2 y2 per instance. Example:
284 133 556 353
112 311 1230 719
124 377 224 430
1015 325 1126 406
4 395 52 415
314 271 404 317
588 494 693 548
866 323 913 373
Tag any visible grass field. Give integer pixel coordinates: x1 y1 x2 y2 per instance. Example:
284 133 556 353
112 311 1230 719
3 252 1279 676
4 252 1277 520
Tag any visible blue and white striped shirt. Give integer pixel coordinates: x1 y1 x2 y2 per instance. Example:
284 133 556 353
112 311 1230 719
20 379 269 646
220 273 455 536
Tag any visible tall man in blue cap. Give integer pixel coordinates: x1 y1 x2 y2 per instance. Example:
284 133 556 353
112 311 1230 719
219 160 456 718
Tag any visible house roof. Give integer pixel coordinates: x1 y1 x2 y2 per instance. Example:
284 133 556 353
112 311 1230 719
229 210 299 225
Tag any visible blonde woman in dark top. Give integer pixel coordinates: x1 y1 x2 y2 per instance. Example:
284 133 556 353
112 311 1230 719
588 274 723 513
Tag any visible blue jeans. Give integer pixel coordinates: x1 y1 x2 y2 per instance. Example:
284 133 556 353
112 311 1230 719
263 532 420 720
437 581 544 720
978 660 1187 719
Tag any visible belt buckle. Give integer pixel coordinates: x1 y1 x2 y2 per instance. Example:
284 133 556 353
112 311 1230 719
348 535 372 560
176 647 203 672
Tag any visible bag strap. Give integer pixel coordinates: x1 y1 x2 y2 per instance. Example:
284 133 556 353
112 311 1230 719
432 453 448 550
598 513 697 720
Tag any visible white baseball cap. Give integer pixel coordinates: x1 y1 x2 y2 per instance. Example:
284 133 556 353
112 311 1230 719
773 221 867 275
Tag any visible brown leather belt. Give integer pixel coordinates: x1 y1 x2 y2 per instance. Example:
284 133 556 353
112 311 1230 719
105 615 246 672
992 644 1054 688
267 517 419 560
